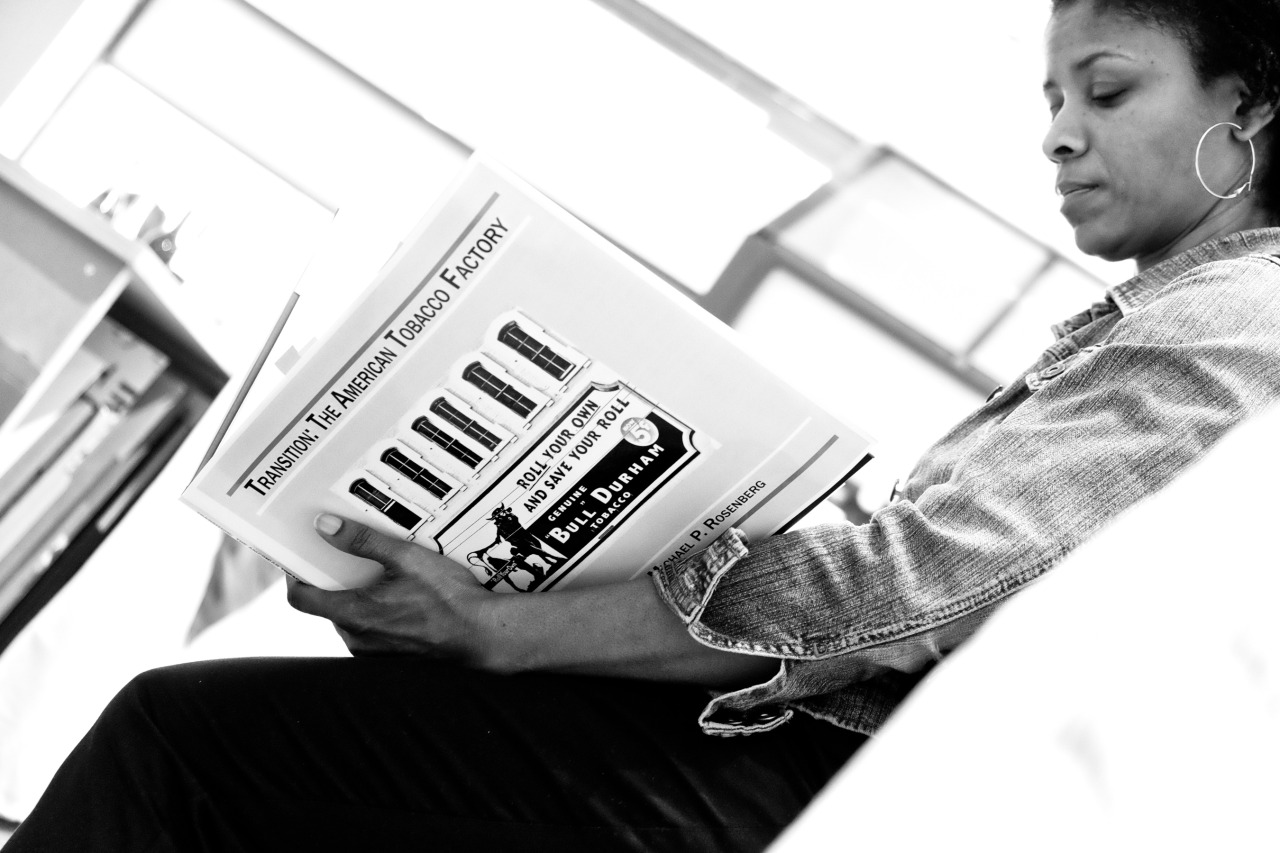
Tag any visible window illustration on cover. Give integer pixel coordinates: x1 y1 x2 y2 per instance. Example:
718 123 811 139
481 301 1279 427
336 310 701 592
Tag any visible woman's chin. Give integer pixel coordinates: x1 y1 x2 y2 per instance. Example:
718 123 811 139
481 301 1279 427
1072 225 1129 262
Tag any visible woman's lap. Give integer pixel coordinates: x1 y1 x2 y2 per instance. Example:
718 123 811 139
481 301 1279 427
9 657 864 852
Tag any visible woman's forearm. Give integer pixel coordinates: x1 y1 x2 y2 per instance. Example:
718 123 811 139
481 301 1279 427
292 514 777 689
480 576 779 689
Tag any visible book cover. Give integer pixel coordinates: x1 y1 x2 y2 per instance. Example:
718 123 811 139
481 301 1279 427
183 157 874 592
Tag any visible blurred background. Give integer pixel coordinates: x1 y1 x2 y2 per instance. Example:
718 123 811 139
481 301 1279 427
0 0 1136 834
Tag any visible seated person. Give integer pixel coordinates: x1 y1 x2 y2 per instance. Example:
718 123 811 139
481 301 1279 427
8 0 1280 850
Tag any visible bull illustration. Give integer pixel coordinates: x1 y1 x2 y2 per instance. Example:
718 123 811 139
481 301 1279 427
466 504 563 591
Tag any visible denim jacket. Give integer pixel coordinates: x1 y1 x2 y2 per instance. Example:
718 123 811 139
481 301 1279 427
652 228 1280 737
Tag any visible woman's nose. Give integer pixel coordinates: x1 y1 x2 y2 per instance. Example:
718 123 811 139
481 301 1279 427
1042 104 1087 163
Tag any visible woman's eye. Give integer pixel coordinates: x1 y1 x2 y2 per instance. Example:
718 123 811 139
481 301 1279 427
1091 89 1125 105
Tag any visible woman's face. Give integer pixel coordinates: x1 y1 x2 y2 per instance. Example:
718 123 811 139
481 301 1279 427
1043 2 1255 267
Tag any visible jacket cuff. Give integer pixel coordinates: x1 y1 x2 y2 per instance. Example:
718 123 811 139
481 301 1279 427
649 529 750 625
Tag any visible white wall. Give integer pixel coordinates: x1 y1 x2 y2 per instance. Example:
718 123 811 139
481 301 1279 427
0 0 140 158
0 0 86 105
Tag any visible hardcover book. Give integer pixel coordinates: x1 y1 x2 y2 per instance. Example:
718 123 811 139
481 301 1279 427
183 157 874 591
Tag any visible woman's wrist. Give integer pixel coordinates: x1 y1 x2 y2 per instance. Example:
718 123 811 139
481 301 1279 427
463 580 656 676
467 590 541 674
461 577 778 688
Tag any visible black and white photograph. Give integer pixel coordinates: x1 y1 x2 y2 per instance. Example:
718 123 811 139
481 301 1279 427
0 1 1277 850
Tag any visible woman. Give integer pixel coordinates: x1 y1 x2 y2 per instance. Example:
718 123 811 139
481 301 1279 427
10 1 1280 850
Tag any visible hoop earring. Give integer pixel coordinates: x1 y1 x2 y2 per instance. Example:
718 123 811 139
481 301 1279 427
1195 121 1257 200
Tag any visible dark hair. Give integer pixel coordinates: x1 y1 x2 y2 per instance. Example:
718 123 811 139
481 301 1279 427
1051 0 1280 218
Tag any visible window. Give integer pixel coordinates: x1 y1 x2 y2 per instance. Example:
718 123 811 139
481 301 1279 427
778 156 1051 355
733 268 985 485
497 322 575 381
17 63 333 368
349 477 421 529
461 364 536 419
243 0 830 292
381 447 452 500
411 416 484 468
429 398 501 451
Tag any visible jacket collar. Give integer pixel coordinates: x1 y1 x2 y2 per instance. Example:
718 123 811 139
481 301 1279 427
1052 228 1280 340
1109 227 1280 315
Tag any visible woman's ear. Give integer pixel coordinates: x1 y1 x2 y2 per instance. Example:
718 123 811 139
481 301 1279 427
1234 86 1277 142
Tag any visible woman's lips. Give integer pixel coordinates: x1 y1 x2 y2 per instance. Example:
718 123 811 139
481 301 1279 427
1057 182 1099 217
1056 180 1097 197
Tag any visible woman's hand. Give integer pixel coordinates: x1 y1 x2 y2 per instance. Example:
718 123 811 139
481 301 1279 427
287 512 777 688
285 513 502 665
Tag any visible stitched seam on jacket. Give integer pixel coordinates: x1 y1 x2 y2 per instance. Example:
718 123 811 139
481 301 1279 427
686 542 1070 659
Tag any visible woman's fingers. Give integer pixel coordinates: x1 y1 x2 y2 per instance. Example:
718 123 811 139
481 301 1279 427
312 513 417 576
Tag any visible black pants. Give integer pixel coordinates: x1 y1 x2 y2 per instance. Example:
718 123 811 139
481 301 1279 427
8 657 864 852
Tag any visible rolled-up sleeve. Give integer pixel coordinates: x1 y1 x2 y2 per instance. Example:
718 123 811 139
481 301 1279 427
653 253 1280 736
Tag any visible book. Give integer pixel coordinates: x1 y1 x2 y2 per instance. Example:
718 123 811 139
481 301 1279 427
0 318 173 600
0 372 189 617
183 156 874 592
